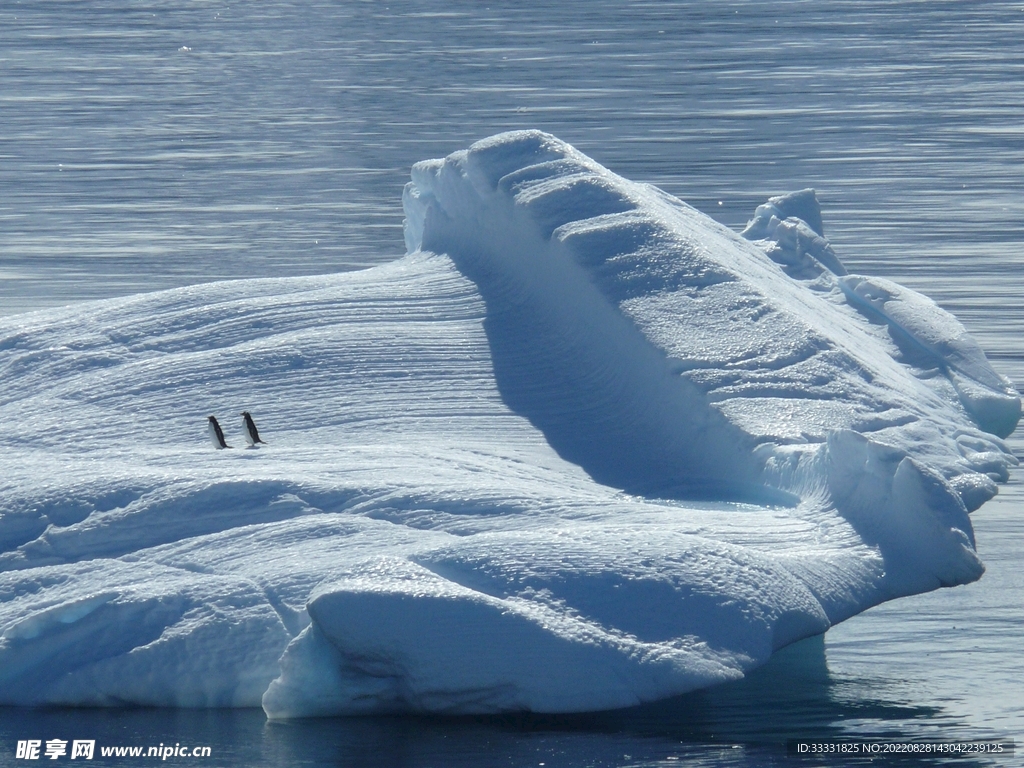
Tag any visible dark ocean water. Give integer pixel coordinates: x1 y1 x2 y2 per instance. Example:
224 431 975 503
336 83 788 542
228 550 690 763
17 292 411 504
1 1 1022 765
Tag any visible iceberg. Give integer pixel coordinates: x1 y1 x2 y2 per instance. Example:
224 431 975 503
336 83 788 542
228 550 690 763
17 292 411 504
0 131 1017 717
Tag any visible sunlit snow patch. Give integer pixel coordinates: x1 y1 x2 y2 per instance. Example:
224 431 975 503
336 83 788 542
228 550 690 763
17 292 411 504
0 131 1017 717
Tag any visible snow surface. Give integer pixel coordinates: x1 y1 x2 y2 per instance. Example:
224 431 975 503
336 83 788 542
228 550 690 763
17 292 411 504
0 131 1017 717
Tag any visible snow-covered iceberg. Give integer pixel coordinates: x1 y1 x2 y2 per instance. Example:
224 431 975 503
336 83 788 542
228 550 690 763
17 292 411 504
0 131 1017 717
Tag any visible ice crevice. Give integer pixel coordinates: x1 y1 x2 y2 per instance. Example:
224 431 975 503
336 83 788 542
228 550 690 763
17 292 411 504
0 130 1018 716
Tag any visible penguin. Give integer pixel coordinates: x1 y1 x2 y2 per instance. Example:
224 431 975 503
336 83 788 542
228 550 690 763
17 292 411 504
207 415 232 449
241 411 265 447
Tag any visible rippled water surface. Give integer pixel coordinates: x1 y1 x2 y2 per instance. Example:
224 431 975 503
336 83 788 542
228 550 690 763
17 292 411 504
1 1 1022 765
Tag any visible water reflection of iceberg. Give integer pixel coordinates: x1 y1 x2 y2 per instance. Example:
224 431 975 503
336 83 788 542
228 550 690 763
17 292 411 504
0 132 1017 718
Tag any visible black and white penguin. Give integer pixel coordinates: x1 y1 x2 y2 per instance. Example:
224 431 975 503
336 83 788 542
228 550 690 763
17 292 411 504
241 411 265 447
207 415 232 449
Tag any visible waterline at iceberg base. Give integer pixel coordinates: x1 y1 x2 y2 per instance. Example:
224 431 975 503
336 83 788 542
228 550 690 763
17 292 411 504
0 131 1017 718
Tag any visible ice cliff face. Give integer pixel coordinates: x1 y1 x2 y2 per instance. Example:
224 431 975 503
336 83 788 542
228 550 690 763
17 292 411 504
0 131 1017 717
